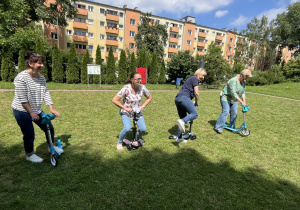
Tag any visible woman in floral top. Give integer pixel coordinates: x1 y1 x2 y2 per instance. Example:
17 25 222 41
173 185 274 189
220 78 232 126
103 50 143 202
112 72 152 151
215 69 252 134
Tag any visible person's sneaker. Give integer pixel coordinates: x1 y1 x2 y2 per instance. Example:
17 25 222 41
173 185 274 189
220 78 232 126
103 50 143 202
176 138 188 143
26 154 43 163
48 146 64 154
215 129 223 134
176 119 185 133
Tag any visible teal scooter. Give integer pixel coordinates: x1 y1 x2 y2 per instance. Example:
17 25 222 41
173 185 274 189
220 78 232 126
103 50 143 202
224 105 250 136
41 114 63 167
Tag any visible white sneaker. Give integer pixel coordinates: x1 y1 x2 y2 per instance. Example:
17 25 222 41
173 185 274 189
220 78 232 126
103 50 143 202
176 119 186 133
26 154 43 163
48 146 64 154
176 138 188 143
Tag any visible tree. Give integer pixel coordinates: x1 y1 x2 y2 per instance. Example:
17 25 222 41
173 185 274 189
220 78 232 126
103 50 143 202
106 46 116 84
148 51 159 84
167 50 198 82
283 59 300 81
66 43 80 83
272 2 300 56
93 45 102 84
232 62 245 74
118 50 127 83
129 52 137 74
135 13 168 59
35 37 49 81
137 44 148 68
158 59 166 84
51 44 64 83
18 48 27 73
204 42 231 85
1 50 17 82
81 50 91 84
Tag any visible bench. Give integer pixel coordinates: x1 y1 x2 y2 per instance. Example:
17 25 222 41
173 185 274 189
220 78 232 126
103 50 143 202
203 84 220 89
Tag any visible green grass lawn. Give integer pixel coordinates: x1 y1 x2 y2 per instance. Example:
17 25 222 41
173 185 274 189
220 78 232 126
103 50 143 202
1 87 300 209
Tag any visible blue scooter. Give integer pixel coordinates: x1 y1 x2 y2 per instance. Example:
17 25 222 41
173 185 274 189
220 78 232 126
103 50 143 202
169 120 197 140
224 105 250 136
41 114 63 167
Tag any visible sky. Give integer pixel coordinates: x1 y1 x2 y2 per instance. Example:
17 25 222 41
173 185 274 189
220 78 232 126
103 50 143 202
91 0 299 32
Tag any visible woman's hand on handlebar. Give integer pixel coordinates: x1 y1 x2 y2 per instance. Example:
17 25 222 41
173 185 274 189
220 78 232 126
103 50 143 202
30 112 40 121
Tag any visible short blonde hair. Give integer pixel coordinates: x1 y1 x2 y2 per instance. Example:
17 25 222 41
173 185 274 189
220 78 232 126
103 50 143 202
194 68 207 77
240 69 252 78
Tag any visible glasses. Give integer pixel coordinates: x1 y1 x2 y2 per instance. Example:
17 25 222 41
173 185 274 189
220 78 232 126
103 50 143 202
133 78 143 82
33 53 41 57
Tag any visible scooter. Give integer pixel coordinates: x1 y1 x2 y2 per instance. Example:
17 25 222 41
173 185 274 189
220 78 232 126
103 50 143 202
224 105 250 136
41 114 63 167
169 120 197 140
123 107 145 151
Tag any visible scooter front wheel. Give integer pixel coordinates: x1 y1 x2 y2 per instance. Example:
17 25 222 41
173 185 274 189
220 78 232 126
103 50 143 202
190 135 197 140
241 128 250 136
50 154 58 167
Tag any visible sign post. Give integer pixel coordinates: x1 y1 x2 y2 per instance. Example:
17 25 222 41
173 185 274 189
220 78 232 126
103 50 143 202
87 64 101 87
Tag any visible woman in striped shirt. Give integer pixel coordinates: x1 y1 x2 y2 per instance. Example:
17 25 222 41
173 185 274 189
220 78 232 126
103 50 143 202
12 52 63 163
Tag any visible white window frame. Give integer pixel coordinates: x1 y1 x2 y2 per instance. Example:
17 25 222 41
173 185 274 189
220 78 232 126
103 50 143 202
51 32 58 40
188 30 192 35
89 45 93 51
88 33 93 38
88 6 93 12
100 21 105 27
119 25 123 29
187 40 191 45
88 19 94 25
100 34 105 40
130 19 136 25
130 31 135 37
66 30 72 35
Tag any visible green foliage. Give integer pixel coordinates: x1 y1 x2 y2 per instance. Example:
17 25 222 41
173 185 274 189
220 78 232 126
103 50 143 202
66 43 80 84
118 50 127 84
93 45 102 84
106 46 116 84
247 68 286 86
167 50 198 82
129 52 137 74
1 50 16 82
283 59 300 81
81 50 91 84
135 13 168 59
148 51 159 84
137 44 148 68
204 42 231 85
17 48 27 73
35 37 48 81
232 62 245 74
51 44 64 83
158 59 166 84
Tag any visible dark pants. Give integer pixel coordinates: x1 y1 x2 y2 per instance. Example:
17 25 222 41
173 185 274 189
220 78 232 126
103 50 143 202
13 109 54 156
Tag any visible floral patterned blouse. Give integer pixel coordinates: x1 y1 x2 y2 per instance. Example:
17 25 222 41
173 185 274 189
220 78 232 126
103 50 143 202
117 84 151 119
220 76 246 104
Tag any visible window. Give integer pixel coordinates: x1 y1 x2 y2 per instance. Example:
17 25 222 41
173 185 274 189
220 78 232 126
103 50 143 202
212 31 215 35
100 21 105 26
206 30 209 34
118 49 122 53
178 35 182 39
194 38 197 42
195 28 198 32
107 10 117 15
88 33 93 38
51 32 57 40
229 47 232 51
130 31 135 37
188 30 192 35
100 47 105 52
168 54 173 58
198 39 204 42
119 12 124 17
205 40 208 43
227 56 230 60
89 45 93 51
100 34 105 39
107 22 117 28
119 37 123 42
204 49 207 53
74 31 86 36
88 6 93 12
187 40 191 45
165 22 169 27
179 25 182 29
100 8 105 14
169 44 176 48
67 43 71 48
75 4 86 9
66 17 72 21
164 54 166 58
217 32 222 36
177 45 181 50
51 20 58 26
119 25 123 29
130 19 136 25
197 48 203 52
74 18 86 23
156 20 160 24
199 29 205 33
88 19 94 25
75 44 86 49
129 43 135 49
193 47 196 52
230 38 233 43
66 30 72 35
164 44 167 48
170 34 177 38
107 35 117 40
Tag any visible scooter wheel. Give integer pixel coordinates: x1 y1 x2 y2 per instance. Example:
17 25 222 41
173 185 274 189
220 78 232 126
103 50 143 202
190 135 197 140
50 154 58 167
126 144 133 151
241 128 250 136
169 135 174 139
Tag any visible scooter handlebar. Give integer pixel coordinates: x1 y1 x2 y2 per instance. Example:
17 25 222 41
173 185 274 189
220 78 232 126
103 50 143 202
41 113 56 124
241 104 249 113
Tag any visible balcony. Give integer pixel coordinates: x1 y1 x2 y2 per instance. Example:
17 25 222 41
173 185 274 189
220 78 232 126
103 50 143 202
215 35 223 41
170 27 179 33
197 51 205 56
73 22 88 30
75 49 87 54
106 14 119 22
105 26 119 35
197 42 205 48
106 52 118 58
77 8 88 16
169 37 178 43
106 39 118 46
198 32 206 38
168 48 178 53
73 35 88 42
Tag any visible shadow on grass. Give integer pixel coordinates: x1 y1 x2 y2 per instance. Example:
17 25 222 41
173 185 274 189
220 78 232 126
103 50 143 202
1 145 300 209
208 120 217 128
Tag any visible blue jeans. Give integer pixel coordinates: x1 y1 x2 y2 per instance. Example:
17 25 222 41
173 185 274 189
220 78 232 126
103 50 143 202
215 97 238 130
175 95 198 138
118 114 146 144
13 109 54 156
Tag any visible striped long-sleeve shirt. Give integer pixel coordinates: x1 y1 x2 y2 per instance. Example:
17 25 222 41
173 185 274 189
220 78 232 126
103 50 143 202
11 70 53 114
